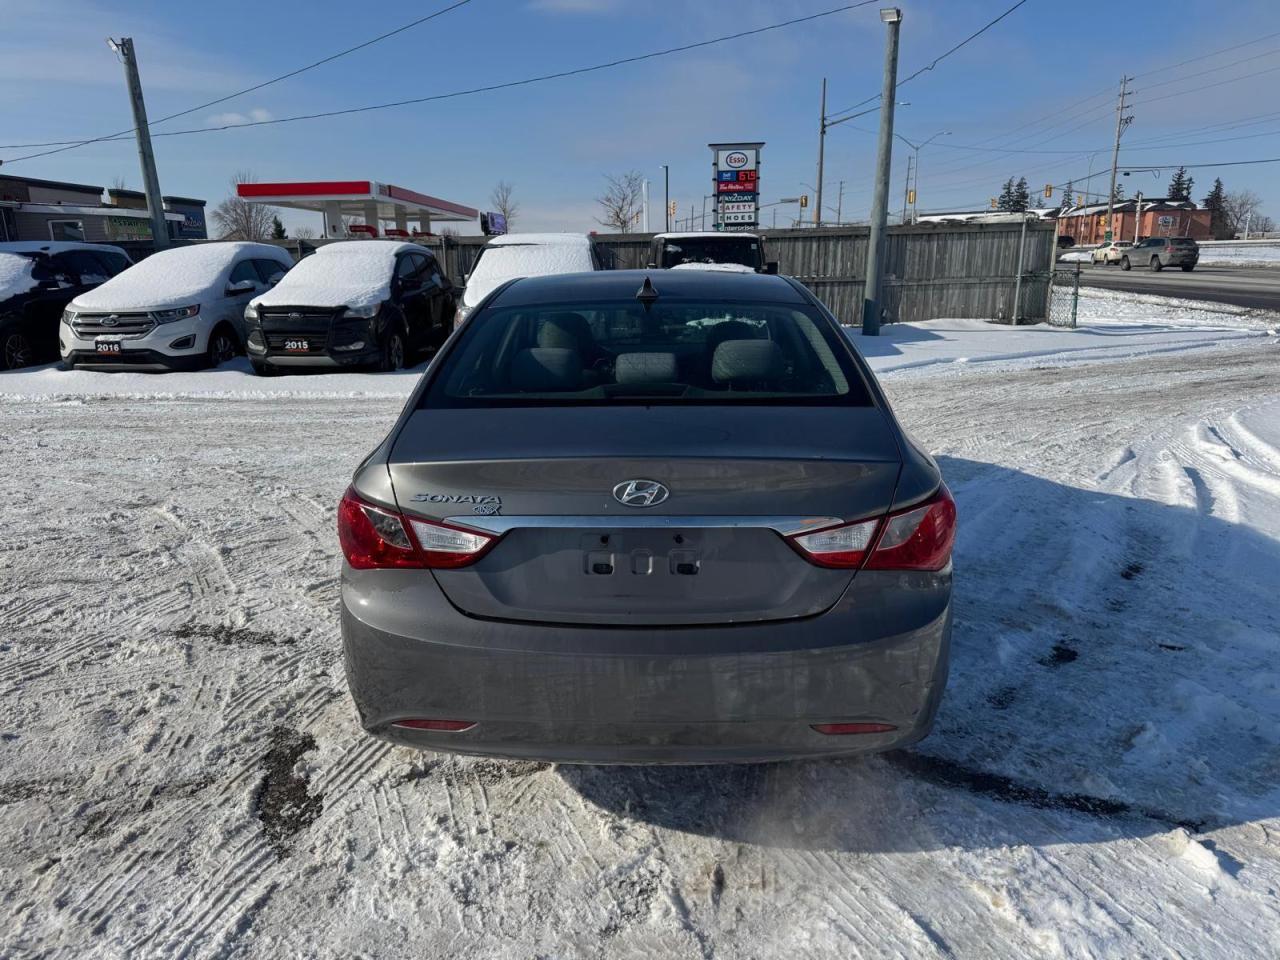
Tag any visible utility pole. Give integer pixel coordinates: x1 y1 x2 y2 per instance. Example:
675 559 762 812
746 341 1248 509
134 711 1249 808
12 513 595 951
862 8 902 336
108 38 169 250
836 180 845 225
815 77 827 227
1104 76 1133 244
662 165 670 232
901 154 913 223
1134 190 1143 242
642 179 649 233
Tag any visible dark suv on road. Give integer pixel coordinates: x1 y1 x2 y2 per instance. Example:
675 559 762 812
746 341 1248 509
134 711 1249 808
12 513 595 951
1120 237 1199 272
0 243 132 369
245 241 455 374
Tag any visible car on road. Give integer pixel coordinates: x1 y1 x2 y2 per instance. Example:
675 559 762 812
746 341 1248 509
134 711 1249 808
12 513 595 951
1120 237 1199 272
339 269 955 763
246 240 453 374
454 233 602 327
1091 240 1133 265
60 242 291 371
647 232 778 274
0 242 132 370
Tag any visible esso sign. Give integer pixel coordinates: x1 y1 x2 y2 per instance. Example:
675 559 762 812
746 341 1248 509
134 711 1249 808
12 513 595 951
725 152 749 169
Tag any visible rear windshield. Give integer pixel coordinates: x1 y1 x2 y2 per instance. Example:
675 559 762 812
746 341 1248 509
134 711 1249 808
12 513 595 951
1169 238 1197 246
660 238 761 269
423 299 871 407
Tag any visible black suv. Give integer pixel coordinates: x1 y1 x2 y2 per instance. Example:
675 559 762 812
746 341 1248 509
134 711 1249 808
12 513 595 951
647 232 778 273
245 242 455 375
0 244 132 369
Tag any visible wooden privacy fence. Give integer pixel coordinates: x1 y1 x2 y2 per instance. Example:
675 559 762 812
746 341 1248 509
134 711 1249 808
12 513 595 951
274 220 1056 326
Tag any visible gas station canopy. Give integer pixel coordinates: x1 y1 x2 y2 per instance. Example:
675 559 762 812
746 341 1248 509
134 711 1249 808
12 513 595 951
236 180 478 238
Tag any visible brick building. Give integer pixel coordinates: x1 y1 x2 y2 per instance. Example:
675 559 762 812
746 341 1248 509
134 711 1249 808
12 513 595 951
1055 198 1209 245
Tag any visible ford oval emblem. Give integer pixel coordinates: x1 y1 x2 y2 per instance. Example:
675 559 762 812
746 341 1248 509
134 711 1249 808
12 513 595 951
100 315 119 327
613 479 669 508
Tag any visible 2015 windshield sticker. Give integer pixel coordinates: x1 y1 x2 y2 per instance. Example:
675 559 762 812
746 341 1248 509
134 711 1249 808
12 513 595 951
411 493 502 515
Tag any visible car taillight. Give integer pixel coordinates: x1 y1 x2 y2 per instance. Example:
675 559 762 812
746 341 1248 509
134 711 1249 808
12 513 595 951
337 486 496 570
787 485 956 572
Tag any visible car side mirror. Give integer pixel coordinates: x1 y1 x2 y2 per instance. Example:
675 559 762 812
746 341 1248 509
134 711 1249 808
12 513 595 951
763 261 779 275
226 279 256 295
267 272 285 286
646 262 657 269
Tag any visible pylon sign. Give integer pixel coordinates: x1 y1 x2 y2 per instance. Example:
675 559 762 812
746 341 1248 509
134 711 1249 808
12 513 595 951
710 141 763 231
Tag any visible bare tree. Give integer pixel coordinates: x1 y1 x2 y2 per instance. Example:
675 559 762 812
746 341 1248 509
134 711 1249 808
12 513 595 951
595 171 644 233
489 181 519 227
1223 189 1267 237
109 175 128 192
291 224 318 240
210 170 275 241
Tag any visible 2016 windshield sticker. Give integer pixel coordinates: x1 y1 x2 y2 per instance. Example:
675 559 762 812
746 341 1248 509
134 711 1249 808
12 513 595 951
411 493 502 515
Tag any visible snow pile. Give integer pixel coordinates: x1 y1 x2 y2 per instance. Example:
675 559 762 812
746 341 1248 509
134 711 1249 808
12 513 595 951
671 262 757 274
463 235 595 307
1057 248 1093 262
1196 241 1280 267
0 252 37 300
72 242 288 311
254 240 415 311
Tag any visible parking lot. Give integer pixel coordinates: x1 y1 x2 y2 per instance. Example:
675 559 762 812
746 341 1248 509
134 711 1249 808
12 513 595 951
4 292 1279 958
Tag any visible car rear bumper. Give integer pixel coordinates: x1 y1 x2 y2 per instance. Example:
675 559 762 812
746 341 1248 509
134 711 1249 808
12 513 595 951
340 566 952 764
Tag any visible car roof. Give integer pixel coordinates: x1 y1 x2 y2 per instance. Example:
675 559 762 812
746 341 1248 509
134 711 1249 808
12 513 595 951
487 232 592 247
491 268 806 307
652 231 760 241
0 241 131 258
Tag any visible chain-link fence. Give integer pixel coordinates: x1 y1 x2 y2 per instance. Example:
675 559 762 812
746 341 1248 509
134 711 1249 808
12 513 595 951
1048 263 1083 328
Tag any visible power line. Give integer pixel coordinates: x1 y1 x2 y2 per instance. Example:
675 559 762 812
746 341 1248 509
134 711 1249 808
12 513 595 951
0 0 477 157
826 0 1030 120
1132 45 1280 94
2 1 879 166
1131 29 1280 80
1130 61 1280 108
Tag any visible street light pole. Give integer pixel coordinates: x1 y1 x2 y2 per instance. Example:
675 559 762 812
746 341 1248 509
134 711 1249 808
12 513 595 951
815 77 827 227
108 37 169 250
662 165 670 232
861 8 902 337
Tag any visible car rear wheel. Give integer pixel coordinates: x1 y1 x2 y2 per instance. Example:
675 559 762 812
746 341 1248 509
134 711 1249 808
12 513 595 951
205 324 239 368
1 325 35 370
1181 264 1195 272
1120 256 1131 271
380 329 406 372
1150 257 1163 272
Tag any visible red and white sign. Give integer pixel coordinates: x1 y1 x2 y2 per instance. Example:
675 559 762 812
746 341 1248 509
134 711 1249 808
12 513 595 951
716 181 756 194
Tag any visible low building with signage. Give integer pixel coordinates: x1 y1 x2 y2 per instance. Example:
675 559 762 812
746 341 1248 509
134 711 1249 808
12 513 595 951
1055 198 1209 245
235 180 478 238
0 174 207 244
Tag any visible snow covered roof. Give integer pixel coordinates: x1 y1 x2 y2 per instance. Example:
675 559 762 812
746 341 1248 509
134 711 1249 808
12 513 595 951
653 231 759 240
463 235 596 307
670 262 757 274
72 242 289 311
255 240 417 310
0 253 38 301
1060 198 1200 218
0 241 130 259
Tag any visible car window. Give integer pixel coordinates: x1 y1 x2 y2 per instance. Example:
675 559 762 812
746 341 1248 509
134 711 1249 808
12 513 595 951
252 258 288 283
229 260 261 285
95 251 132 276
52 250 112 285
660 238 760 269
424 299 870 408
1170 238 1196 246
396 255 419 280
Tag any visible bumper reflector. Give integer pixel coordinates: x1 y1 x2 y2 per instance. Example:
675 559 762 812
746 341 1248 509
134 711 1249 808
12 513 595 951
811 722 897 735
391 719 476 732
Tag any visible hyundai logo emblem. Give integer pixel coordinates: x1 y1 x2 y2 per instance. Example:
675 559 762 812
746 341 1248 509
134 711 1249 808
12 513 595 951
612 479 669 507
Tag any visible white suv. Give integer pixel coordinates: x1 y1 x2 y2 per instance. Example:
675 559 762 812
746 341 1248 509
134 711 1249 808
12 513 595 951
60 242 292 371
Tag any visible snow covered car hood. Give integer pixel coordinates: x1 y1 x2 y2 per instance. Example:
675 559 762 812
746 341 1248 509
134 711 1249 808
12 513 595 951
670 262 758 274
462 237 596 308
252 241 416 311
71 242 287 312
0 253 39 303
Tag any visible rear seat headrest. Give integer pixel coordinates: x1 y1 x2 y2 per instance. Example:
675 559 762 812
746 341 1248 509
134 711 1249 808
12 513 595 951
711 340 785 383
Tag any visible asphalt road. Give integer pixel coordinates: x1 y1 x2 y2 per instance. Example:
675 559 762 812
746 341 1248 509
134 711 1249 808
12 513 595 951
1073 262 1280 311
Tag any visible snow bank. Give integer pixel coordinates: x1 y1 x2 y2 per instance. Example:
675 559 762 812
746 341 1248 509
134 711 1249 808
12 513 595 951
463 235 595 307
71 242 286 311
0 252 37 300
254 240 415 311
1195 241 1280 267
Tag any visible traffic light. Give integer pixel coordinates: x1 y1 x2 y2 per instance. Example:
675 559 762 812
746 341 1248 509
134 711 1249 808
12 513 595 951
990 197 998 208
1044 184 1053 198
907 189 916 205
1077 194 1084 206
799 195 808 208
667 200 677 217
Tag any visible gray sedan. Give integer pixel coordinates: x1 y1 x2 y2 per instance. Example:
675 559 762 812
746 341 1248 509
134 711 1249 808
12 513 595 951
339 269 955 763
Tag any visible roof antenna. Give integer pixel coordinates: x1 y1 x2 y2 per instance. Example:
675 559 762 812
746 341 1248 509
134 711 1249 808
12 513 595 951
635 275 659 311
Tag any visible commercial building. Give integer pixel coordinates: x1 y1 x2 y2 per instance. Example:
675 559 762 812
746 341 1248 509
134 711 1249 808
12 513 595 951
1055 198 1209 245
0 174 207 244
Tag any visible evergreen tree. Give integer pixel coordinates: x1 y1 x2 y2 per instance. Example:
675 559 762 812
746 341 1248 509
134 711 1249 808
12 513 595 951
1013 176 1030 212
1167 166 1194 201
1060 180 1075 212
271 215 287 240
1111 182 1126 203
996 177 1017 211
1203 178 1229 239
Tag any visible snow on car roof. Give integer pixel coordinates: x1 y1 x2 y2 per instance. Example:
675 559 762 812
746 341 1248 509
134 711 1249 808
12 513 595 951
0 241 131 259
0 253 39 301
72 242 289 312
255 240 416 310
653 232 760 240
487 233 592 247
464 236 596 307
670 262 757 274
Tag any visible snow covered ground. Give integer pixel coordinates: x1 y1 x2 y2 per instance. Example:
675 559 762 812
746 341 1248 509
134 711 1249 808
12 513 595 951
1195 240 1280 268
2 291 1280 958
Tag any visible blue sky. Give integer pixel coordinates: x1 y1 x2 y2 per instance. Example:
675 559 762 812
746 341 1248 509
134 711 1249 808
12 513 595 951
3 0 1278 235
